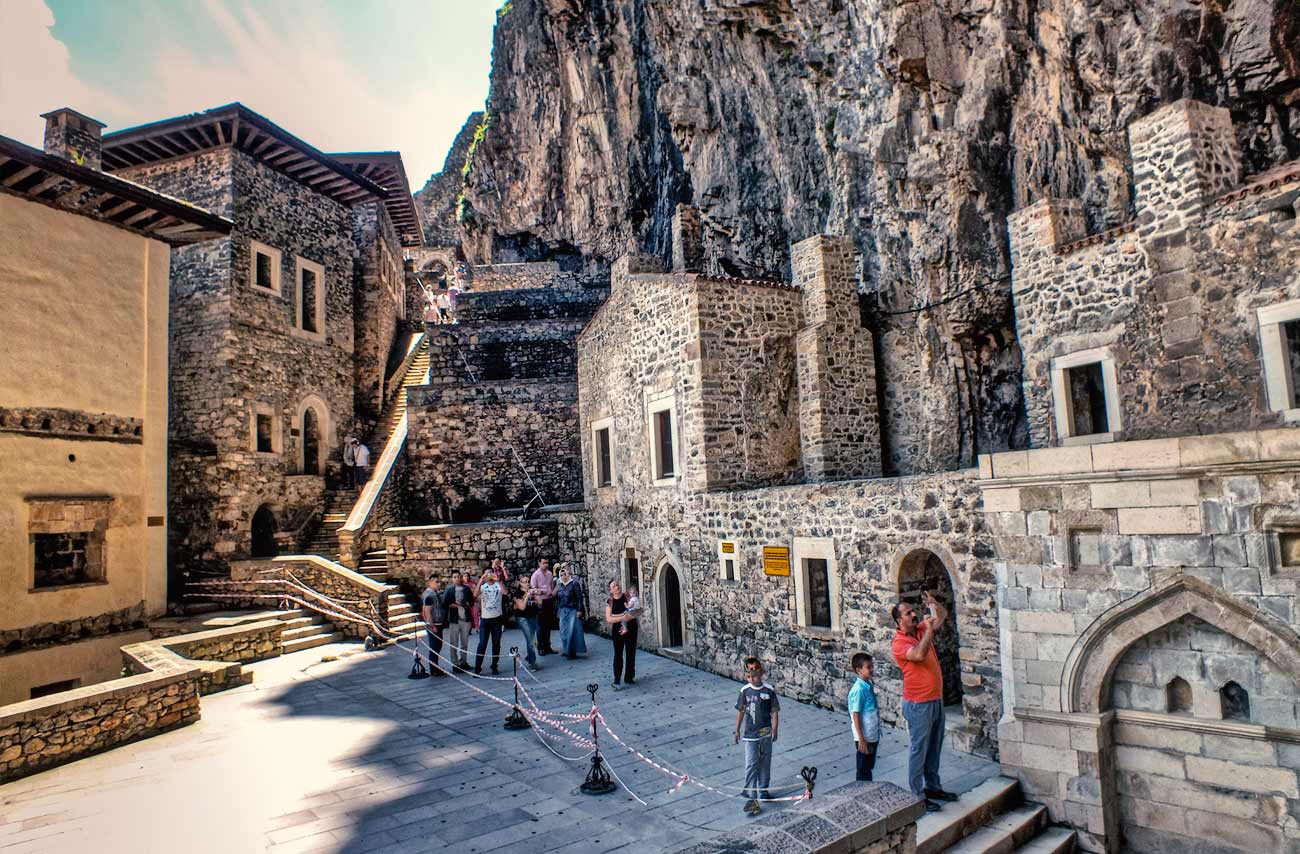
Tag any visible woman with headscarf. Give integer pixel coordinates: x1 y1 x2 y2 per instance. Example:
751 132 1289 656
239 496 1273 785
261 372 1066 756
555 563 587 659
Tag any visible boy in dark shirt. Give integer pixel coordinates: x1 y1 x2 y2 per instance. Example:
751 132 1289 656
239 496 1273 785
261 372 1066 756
733 657 779 815
421 574 448 677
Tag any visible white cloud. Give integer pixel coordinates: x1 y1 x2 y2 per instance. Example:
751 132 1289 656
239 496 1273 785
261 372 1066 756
0 0 132 146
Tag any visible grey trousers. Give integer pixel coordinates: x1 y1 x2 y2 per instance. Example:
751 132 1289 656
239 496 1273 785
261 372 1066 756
901 699 944 796
446 620 471 667
743 736 773 800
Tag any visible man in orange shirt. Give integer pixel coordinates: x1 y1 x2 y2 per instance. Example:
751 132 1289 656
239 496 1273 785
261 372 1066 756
891 592 959 812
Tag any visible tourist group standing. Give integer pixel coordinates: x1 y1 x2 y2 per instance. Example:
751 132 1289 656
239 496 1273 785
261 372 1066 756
418 558 590 679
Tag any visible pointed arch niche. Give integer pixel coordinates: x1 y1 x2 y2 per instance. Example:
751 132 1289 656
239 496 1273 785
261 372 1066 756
1061 574 1300 715
295 394 333 477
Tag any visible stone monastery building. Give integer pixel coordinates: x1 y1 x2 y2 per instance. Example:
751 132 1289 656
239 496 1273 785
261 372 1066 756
2 94 1300 854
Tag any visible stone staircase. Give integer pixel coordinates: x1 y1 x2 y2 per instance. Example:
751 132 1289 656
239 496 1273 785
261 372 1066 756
357 549 389 583
301 488 358 560
277 609 343 654
919 777 1076 854
385 591 424 639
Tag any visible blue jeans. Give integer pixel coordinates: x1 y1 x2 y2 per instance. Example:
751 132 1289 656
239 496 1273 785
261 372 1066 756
518 615 539 667
743 736 772 800
901 699 944 796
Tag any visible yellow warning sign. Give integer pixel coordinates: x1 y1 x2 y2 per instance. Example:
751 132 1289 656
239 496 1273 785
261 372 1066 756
762 546 790 577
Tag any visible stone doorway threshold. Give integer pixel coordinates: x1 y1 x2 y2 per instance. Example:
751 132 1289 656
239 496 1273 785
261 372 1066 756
657 645 685 660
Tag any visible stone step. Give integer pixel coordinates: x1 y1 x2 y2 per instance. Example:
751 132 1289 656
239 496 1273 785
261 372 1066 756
389 613 420 628
283 631 343 654
1013 827 1076 854
388 603 415 616
943 805 1049 854
918 777 1022 854
282 624 331 642
322 514 348 523
280 616 316 630
276 609 307 622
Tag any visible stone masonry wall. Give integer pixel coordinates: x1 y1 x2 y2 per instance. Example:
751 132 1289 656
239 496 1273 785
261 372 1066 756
407 380 580 520
0 670 200 784
1008 101 1300 449
121 147 363 577
384 519 560 590
982 430 1300 853
579 470 1000 758
352 201 405 426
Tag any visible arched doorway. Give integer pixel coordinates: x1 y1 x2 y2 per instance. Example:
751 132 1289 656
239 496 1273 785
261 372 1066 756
251 505 278 558
660 562 684 648
897 549 962 707
301 407 321 475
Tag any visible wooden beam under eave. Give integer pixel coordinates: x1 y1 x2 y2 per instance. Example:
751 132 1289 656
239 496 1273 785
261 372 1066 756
156 222 204 236
148 135 184 157
178 128 208 150
253 136 279 156
293 165 333 182
241 126 261 152
101 200 137 218
27 173 66 196
214 121 226 145
162 132 193 154
4 165 40 187
124 207 158 226
144 215 181 232
267 150 306 168
81 191 117 212
229 117 241 149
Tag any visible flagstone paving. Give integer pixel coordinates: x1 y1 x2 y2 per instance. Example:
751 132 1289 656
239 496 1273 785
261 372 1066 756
0 630 997 854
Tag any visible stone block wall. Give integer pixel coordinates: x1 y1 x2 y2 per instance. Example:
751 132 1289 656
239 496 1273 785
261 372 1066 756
351 201 406 424
1007 100 1300 449
577 469 1001 758
121 147 366 578
383 519 560 589
407 380 580 520
0 669 200 783
466 261 603 292
981 429 1300 853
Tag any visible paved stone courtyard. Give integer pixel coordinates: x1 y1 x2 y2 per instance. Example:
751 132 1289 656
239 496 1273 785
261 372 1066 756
0 631 996 854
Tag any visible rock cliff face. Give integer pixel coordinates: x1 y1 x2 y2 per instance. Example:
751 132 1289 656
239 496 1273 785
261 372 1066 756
459 0 1299 474
414 111 483 247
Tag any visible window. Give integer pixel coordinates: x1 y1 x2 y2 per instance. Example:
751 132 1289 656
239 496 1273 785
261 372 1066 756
791 536 840 631
295 257 325 338
718 541 739 581
1278 530 1300 569
256 413 274 453
31 679 80 699
250 403 280 454
1166 676 1192 714
621 546 640 593
1257 299 1300 421
249 240 281 295
1220 681 1250 721
33 533 96 588
647 394 678 484
591 417 614 489
1050 347 1122 444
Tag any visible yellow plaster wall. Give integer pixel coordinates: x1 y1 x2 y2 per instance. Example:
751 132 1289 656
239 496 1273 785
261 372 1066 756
0 192 170 631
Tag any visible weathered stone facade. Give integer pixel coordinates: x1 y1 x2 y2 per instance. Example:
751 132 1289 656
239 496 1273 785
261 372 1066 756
405 264 607 521
109 113 412 584
575 232 1000 755
383 518 560 589
988 99 1300 853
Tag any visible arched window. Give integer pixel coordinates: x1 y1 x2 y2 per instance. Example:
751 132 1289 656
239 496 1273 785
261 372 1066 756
1165 676 1192 714
251 505 278 558
897 548 962 707
1220 681 1250 721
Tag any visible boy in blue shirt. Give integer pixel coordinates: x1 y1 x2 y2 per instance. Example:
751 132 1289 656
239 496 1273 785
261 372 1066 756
848 652 880 781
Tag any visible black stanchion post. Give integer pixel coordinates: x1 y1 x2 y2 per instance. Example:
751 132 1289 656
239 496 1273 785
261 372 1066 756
407 642 429 679
504 647 531 730
801 766 818 800
580 683 616 795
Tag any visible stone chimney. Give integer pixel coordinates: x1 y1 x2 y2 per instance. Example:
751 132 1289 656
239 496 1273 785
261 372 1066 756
1129 99 1241 235
791 234 882 481
671 204 704 273
41 108 106 171
611 251 665 296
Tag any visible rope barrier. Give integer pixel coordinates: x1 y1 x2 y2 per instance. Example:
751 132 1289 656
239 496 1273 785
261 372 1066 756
197 572 817 808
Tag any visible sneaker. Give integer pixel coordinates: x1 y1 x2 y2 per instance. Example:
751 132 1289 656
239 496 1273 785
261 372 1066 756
612 680 622 690
924 800 942 813
473 668 482 678
925 788 959 802
743 799 761 816
624 677 636 685
491 667 500 675
759 791 772 801
527 664 540 672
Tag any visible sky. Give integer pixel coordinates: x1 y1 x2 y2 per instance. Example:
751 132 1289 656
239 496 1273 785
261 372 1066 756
0 0 498 192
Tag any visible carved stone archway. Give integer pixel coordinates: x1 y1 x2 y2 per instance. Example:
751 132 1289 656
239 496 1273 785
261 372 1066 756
1062 574 1300 714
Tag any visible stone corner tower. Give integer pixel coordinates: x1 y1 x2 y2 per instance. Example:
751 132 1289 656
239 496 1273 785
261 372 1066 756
791 234 881 482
